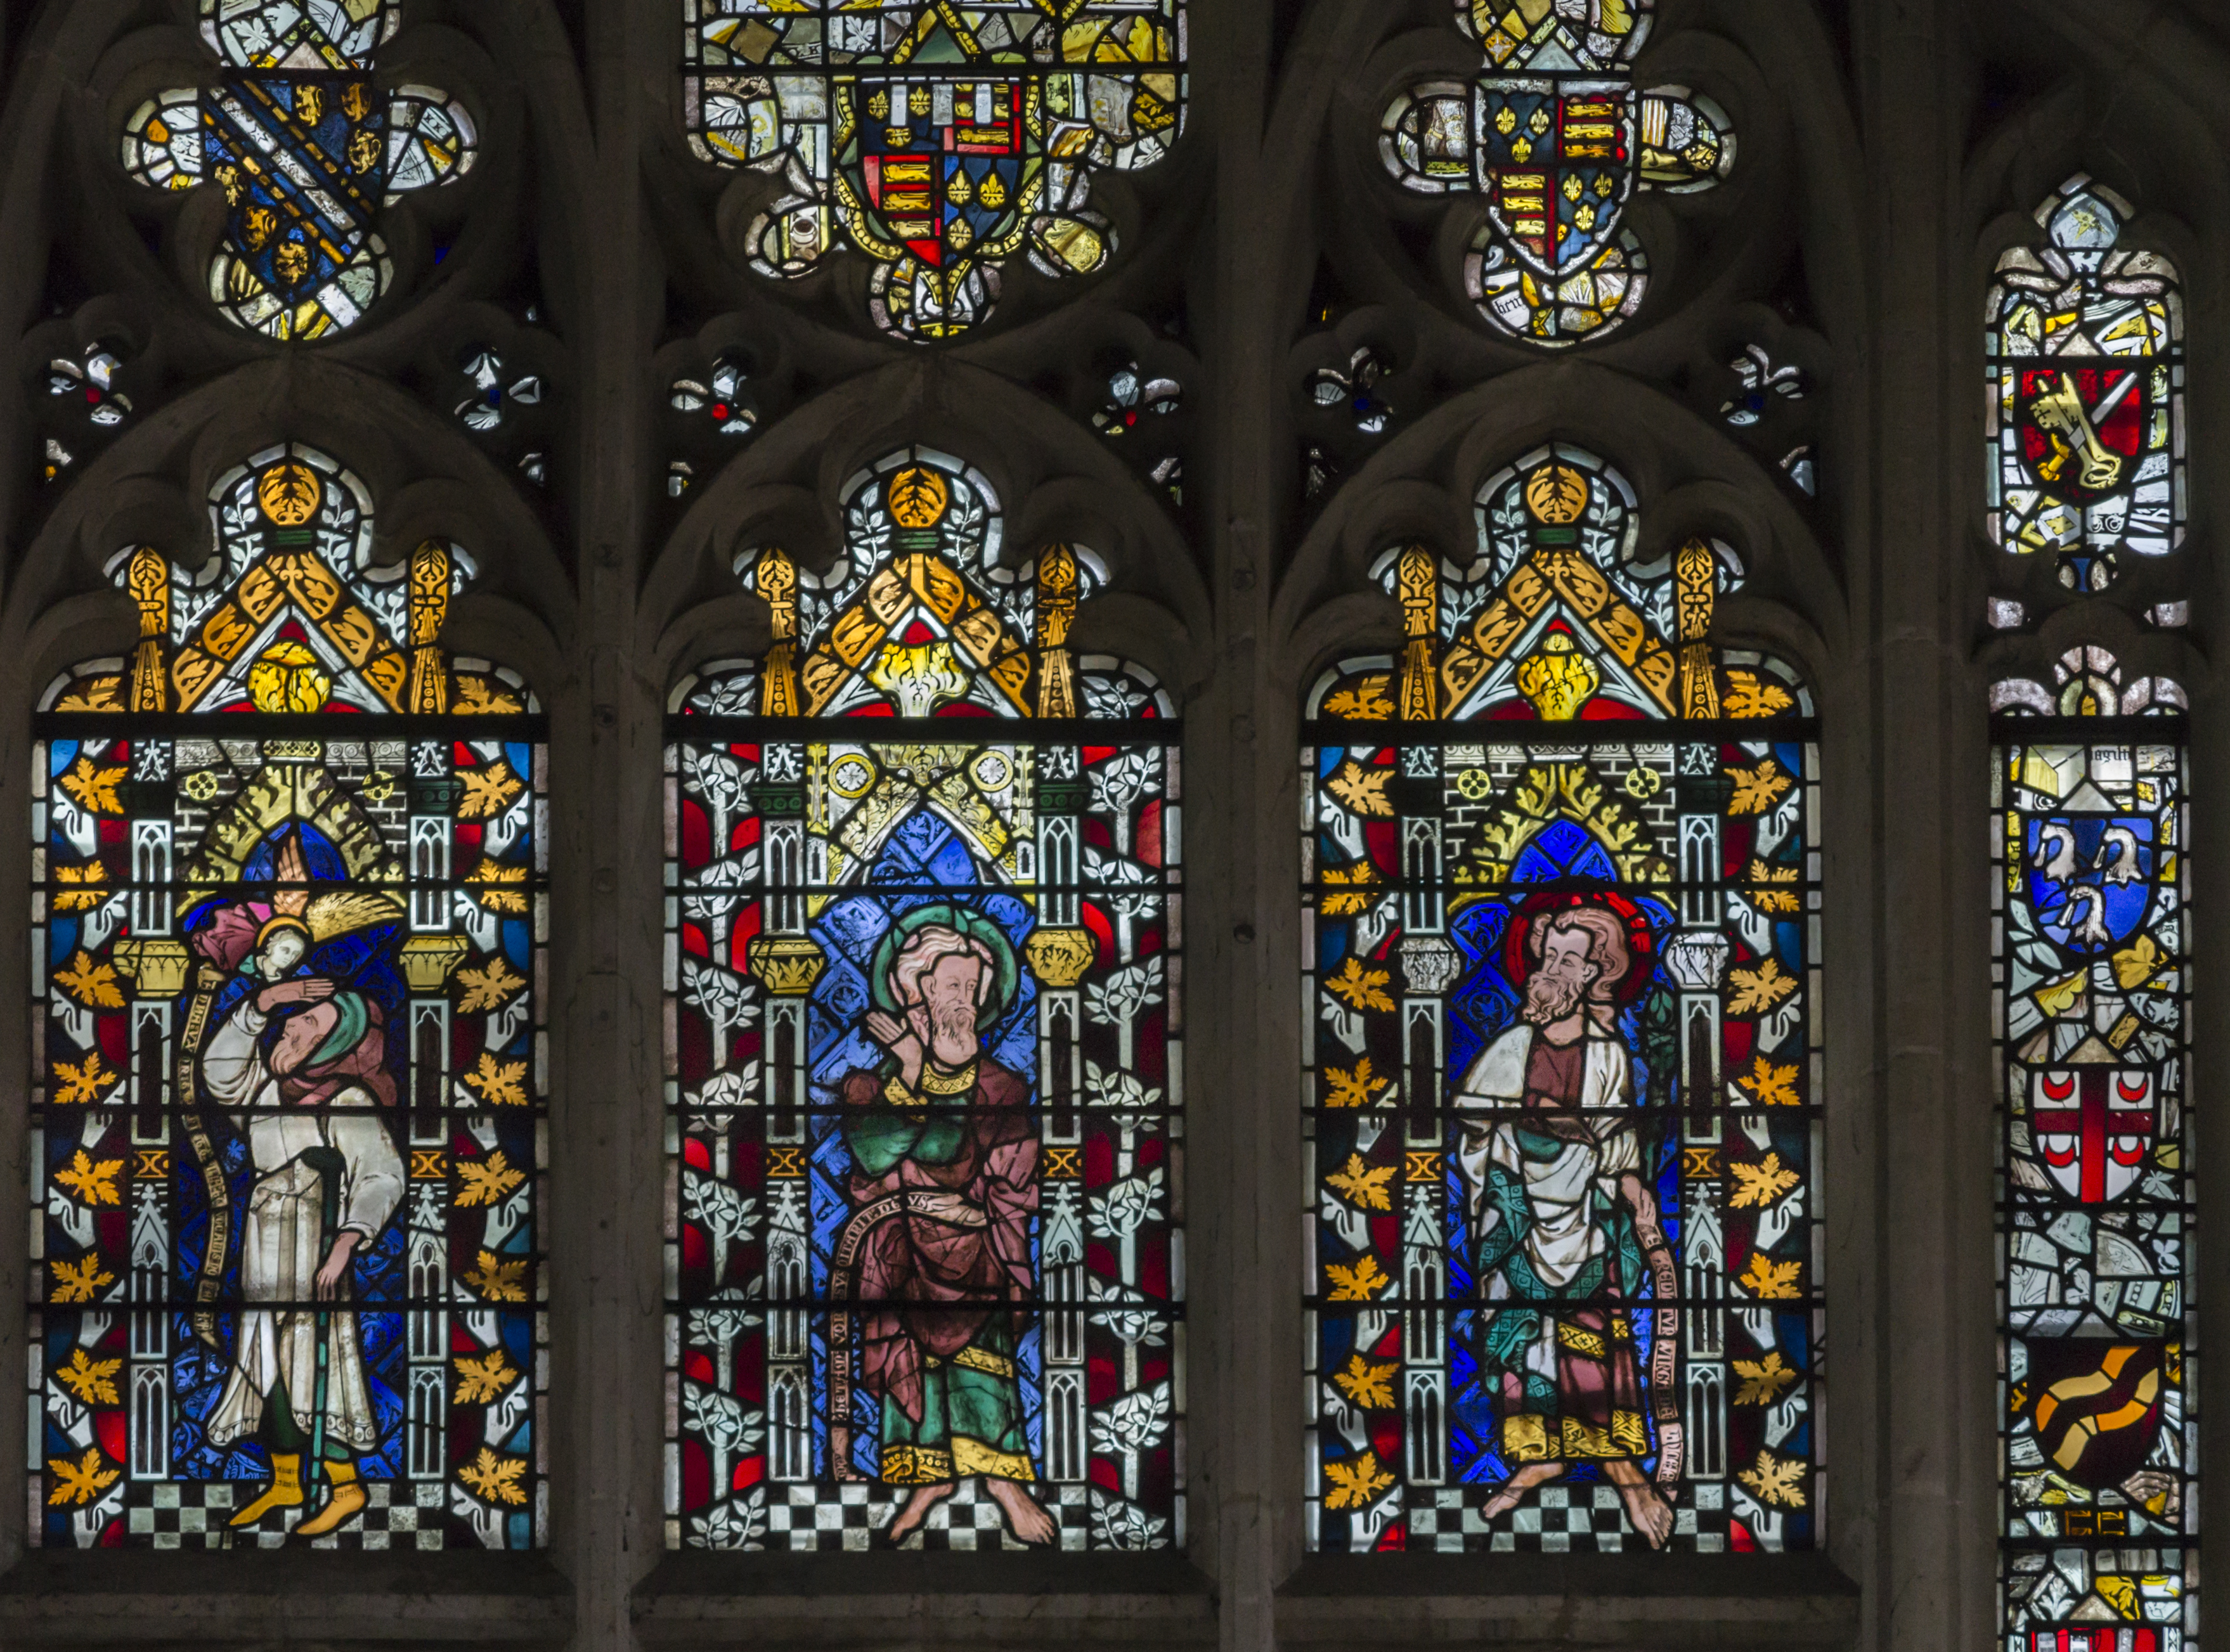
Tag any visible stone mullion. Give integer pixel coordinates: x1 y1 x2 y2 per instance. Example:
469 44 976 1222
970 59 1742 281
1196 0 1279 1644
545 1 662 1646
1855 1 1995 1648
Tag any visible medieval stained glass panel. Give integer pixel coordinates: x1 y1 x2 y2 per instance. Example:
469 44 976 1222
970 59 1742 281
1993 652 2194 1649
681 0 1187 340
1986 177 2184 593
1377 0 1732 346
665 449 1183 1551
1304 446 1822 1553
27 445 546 1549
120 2 477 340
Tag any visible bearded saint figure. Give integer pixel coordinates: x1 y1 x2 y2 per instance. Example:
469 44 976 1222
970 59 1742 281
1453 901 1678 1547
190 833 405 1537
831 904 1056 1546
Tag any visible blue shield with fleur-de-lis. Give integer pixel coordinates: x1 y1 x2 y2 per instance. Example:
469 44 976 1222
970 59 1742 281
1472 81 1636 278
2023 813 2157 957
841 77 1031 272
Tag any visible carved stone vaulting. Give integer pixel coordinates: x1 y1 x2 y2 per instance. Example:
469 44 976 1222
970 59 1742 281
0 3 2224 1651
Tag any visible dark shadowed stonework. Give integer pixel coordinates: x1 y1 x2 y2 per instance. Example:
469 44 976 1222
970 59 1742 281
0 0 2223 1646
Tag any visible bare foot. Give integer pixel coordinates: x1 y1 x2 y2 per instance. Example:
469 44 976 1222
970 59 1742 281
1604 1461 1675 1548
1480 1460 1567 1523
983 1476 1058 1545
884 1482 957 1544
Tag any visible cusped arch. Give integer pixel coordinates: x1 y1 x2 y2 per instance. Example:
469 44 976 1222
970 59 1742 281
643 360 1211 702
3 358 574 702
1276 363 1845 700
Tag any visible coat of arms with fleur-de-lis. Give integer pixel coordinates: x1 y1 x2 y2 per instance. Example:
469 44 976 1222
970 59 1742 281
1381 0 1730 346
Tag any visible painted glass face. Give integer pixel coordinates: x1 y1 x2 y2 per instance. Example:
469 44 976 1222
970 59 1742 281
682 1 1186 340
1304 446 1821 1553
664 450 1185 1551
29 446 545 1549
1992 651 2194 1649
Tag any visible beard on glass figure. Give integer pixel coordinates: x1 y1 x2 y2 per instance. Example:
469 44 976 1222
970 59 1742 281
1453 901 1680 1548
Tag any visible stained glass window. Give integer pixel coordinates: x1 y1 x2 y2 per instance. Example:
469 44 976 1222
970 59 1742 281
665 449 1183 1551
1379 0 1732 346
1304 445 1820 1552
120 2 477 340
29 446 546 1549
1987 177 2184 592
1992 650 2193 1648
681 1 1186 340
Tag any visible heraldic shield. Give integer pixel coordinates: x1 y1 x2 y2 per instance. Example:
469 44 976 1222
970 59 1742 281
2030 1068 2159 1206
2014 363 2158 507
1474 81 1635 278
2016 1340 2168 1494
2023 813 2155 957
839 77 1030 273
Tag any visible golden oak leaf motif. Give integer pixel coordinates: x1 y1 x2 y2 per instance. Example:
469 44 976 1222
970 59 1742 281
54 1150 124 1208
51 1054 119 1106
467 860 532 914
1739 1253 1802 1301
460 1052 529 1108
1727 958 1797 1017
1325 761 1394 818
458 1445 529 1506
1722 671 1795 719
49 1255 114 1304
1744 858 1802 914
1325 1254 1390 1302
1731 1351 1799 1408
463 1249 529 1303
1318 862 1380 918
2111 934 2167 991
1726 758 1794 817
455 1149 527 1210
1325 957 1395 1014
53 678 123 713
1322 1057 1391 1110
1321 676 1395 721
451 674 524 714
51 862 115 913
453 1351 520 1407
1737 1449 1808 1508
1330 1353 1398 1412
46 1446 119 1507
1323 1449 1396 1511
1735 1055 1801 1108
1325 1153 1395 1213
54 1347 123 1407
455 958 528 1016
54 950 126 1010
58 756 127 816
1728 1151 1799 1211
457 761 525 820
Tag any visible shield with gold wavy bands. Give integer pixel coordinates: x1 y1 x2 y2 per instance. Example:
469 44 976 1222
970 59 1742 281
2018 1339 2167 1492
1474 81 1635 279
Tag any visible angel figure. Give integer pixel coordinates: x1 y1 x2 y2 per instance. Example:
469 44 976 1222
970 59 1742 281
188 831 406 1537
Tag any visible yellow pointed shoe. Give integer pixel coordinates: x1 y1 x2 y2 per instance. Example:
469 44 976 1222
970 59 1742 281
229 1452 303 1527
294 1459 366 1538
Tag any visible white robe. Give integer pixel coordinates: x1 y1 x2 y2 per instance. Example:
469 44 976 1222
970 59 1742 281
199 999 405 1453
1451 1024 1638 1292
